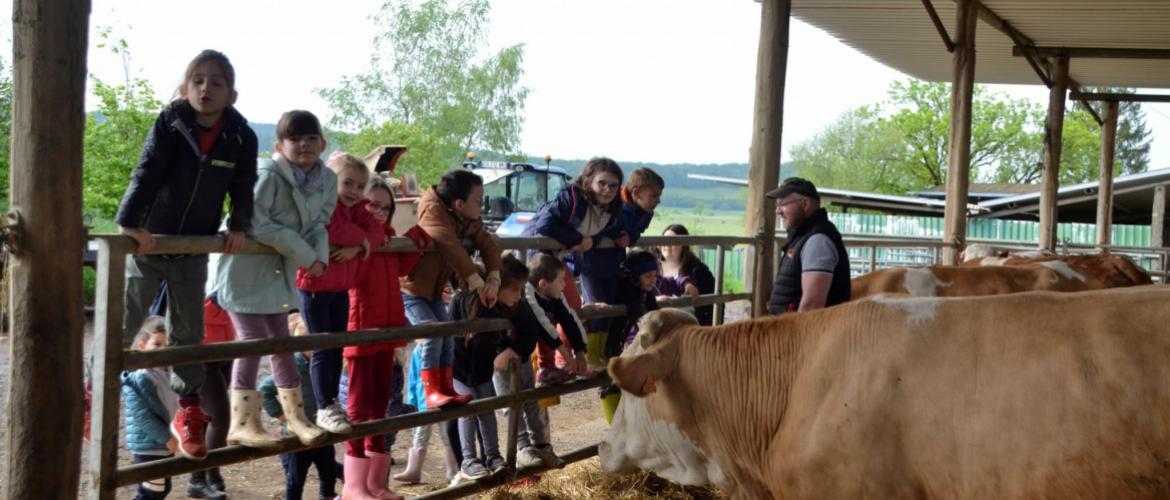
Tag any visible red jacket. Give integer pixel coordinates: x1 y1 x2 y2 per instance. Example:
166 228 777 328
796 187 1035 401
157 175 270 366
296 199 384 292
345 224 430 358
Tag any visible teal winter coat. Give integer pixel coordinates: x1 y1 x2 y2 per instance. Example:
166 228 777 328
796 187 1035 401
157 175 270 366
215 155 337 314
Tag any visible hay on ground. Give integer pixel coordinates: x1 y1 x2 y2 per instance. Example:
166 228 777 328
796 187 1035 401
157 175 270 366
482 458 726 500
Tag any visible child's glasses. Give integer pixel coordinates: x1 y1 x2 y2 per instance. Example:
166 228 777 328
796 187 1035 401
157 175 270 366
594 179 620 191
366 202 392 215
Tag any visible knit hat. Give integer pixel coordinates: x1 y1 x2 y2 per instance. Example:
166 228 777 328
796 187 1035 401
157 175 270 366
624 250 659 278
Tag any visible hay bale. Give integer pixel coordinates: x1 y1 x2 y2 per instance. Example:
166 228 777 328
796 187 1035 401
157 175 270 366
483 458 726 500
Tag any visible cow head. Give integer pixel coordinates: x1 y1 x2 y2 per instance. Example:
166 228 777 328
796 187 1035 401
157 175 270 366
598 309 728 487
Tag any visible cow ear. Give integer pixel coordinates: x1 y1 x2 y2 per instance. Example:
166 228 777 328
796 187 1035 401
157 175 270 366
608 342 675 398
636 308 699 348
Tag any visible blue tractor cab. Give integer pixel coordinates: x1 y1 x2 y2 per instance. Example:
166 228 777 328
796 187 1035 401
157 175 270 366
461 154 573 236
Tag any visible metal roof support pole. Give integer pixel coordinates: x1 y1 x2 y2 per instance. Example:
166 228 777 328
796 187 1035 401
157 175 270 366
745 0 790 317
942 0 977 265
1152 186 1168 272
1096 101 1119 248
3 0 91 498
1039 56 1070 251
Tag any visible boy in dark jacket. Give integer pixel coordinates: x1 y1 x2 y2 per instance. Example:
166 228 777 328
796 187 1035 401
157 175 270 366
451 255 574 474
525 253 591 381
598 250 661 424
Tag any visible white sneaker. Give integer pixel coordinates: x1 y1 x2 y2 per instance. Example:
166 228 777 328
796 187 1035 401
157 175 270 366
530 445 565 469
315 403 353 434
517 446 542 468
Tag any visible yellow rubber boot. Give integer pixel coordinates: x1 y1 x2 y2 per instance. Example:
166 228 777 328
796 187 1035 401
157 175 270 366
600 391 621 424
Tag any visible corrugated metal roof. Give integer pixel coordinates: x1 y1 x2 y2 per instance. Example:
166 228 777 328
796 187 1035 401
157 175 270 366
792 0 1170 88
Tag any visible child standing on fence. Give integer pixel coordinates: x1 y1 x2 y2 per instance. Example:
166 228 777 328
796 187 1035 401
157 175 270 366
338 171 429 499
260 313 342 500
122 317 178 500
597 250 661 423
296 152 384 436
402 169 502 409
485 255 574 470
114 50 258 460
214 110 332 449
521 157 624 384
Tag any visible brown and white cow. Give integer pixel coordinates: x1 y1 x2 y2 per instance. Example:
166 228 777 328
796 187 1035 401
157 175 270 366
600 296 1170 499
850 261 1111 299
961 251 1153 288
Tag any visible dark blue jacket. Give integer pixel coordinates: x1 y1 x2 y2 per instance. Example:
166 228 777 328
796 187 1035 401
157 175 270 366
591 199 655 280
522 184 620 276
115 100 259 236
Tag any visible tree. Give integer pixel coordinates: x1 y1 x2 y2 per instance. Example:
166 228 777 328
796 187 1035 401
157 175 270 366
789 79 1146 197
1078 87 1152 174
331 122 449 186
83 30 164 218
318 0 529 185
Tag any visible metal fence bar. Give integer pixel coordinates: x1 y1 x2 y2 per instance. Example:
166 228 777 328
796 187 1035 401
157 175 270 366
714 244 725 325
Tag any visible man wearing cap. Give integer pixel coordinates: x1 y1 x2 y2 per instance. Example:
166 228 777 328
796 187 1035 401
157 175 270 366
765 177 851 314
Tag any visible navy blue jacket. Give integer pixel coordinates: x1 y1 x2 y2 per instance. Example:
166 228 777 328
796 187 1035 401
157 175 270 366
591 199 655 280
522 184 621 276
115 100 259 236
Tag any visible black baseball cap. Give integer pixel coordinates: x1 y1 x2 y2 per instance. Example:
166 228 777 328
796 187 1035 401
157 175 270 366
765 177 820 200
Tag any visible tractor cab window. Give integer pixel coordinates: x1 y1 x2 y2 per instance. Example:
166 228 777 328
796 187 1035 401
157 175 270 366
511 171 547 212
483 173 509 219
547 172 567 199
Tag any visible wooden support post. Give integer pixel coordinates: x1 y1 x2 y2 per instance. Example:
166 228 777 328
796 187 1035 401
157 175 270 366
4 1 91 498
1096 101 1119 247
745 0 790 317
941 0 977 265
88 240 130 500
1039 56 1070 251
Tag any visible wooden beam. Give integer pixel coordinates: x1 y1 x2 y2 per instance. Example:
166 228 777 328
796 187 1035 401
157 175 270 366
921 0 955 52
746 0 790 317
4 0 90 499
1096 101 1119 247
1039 56 1070 251
1070 92 1170 104
942 0 977 265
1012 46 1170 60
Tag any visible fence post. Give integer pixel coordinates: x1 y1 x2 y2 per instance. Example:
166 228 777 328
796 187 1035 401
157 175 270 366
89 238 129 500
714 245 726 325
504 360 522 470
869 244 878 272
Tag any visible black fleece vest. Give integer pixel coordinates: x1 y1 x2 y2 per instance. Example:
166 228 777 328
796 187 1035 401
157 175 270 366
768 209 851 314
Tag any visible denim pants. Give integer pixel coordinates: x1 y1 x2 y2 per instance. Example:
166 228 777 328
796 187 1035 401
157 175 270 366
123 254 208 395
492 361 547 450
280 445 339 500
402 293 452 369
298 290 349 408
453 378 499 461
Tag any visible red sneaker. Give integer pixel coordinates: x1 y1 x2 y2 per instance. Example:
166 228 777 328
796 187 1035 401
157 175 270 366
170 405 210 461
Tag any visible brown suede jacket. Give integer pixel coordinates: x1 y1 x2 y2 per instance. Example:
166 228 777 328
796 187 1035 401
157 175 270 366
402 187 502 301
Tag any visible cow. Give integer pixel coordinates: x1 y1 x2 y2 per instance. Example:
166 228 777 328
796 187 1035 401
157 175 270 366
599 295 1170 499
850 261 1110 299
960 251 1153 288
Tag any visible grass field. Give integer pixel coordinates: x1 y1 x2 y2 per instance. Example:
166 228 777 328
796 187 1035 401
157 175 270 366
646 207 747 237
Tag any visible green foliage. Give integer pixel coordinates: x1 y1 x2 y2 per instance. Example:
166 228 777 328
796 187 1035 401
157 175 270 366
0 57 11 200
83 75 163 218
82 29 164 218
789 79 1153 196
318 0 529 180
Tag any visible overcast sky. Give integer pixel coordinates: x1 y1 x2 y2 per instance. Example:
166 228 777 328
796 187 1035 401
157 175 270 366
2 0 1168 168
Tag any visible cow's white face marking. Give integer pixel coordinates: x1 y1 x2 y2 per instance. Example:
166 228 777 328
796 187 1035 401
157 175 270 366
598 329 727 488
873 294 939 324
1041 260 1086 282
979 257 1009 266
902 268 949 296
961 244 995 262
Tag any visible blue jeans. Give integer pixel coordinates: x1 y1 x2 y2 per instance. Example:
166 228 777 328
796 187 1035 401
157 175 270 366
580 273 617 333
402 293 452 370
299 290 348 408
280 445 340 500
